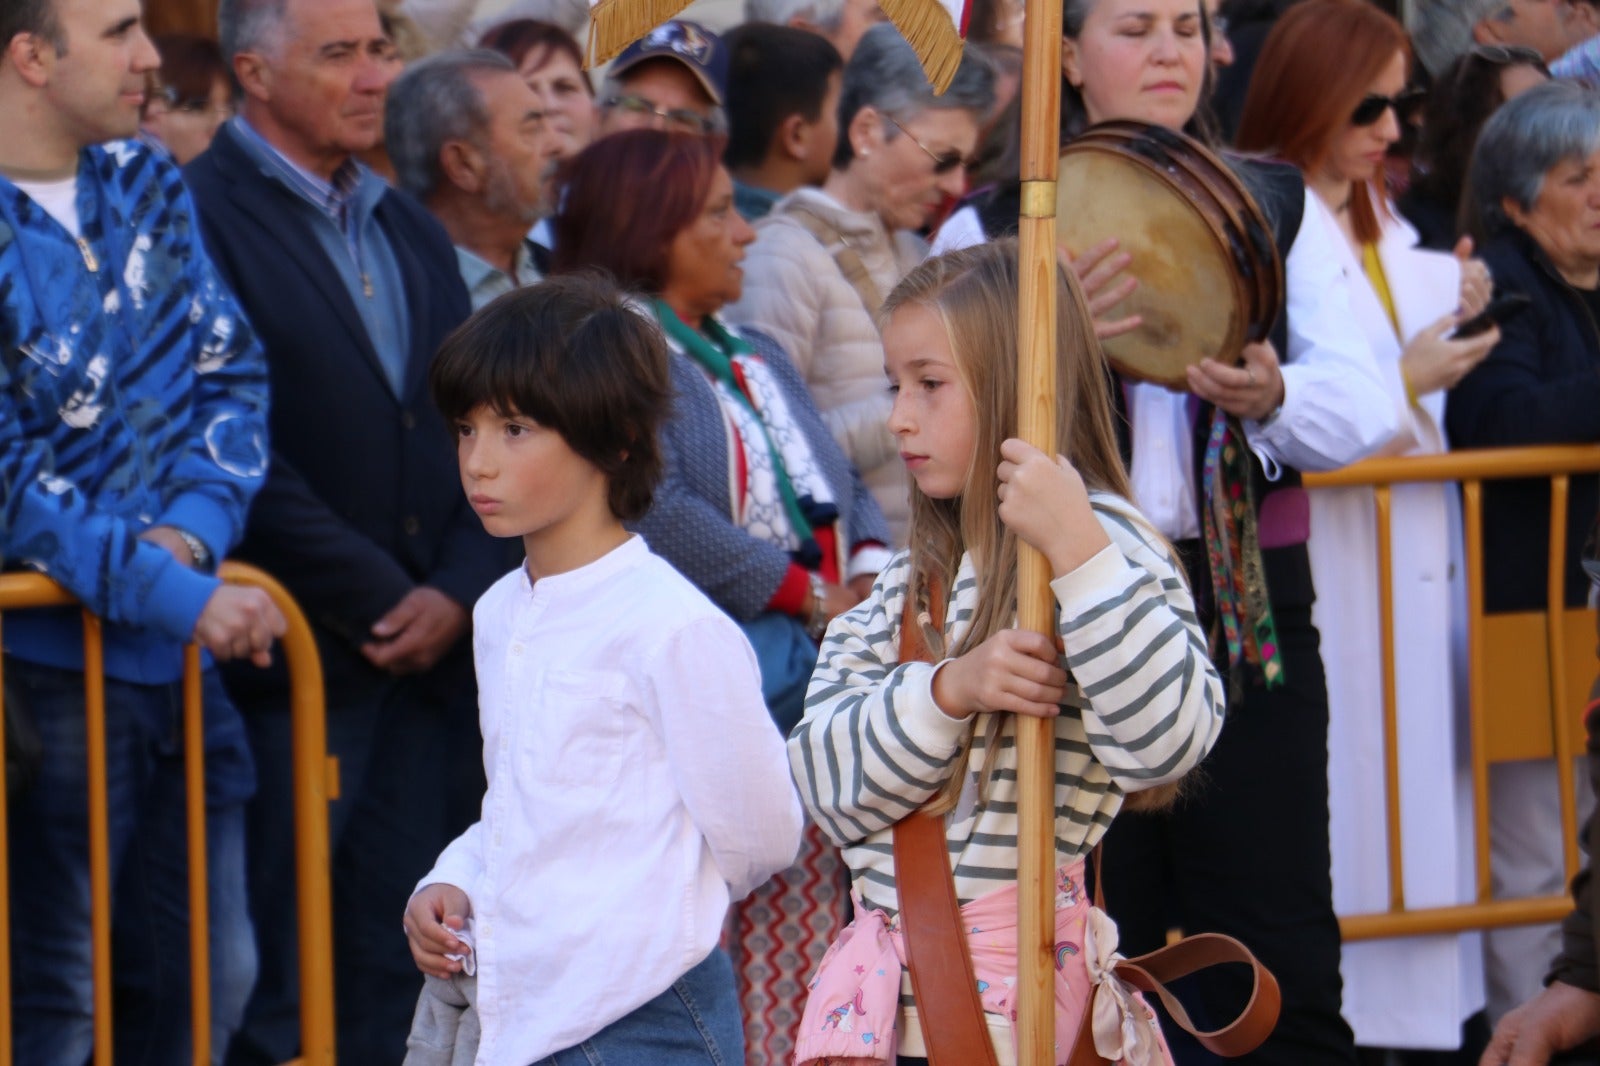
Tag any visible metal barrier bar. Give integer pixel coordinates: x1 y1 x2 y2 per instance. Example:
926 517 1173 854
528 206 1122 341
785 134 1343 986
1374 485 1404 911
0 627 8 1062
184 643 212 1065
1463 480 1493 906
1549 476 1584 886
1304 444 1600 942
85 611 112 1066
0 563 334 1064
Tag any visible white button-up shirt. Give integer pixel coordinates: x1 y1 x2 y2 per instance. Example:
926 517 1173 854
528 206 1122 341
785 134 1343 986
419 536 803 1065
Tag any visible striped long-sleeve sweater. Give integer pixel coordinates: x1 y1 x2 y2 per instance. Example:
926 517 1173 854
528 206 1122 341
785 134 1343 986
787 490 1226 915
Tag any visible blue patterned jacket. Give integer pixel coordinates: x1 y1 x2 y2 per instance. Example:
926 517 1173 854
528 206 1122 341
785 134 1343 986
0 141 268 682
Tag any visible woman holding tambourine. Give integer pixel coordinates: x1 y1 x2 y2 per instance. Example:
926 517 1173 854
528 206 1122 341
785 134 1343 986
931 0 1400 1062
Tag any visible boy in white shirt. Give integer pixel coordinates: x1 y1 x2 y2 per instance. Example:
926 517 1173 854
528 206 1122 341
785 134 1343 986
401 275 805 1066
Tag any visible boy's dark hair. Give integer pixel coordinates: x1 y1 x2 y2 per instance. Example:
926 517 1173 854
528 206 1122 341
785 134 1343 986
722 23 842 170
430 273 672 522
1 0 63 54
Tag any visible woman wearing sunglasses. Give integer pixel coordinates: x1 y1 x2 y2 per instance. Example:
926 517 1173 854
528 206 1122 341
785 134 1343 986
1235 0 1501 1057
724 24 993 545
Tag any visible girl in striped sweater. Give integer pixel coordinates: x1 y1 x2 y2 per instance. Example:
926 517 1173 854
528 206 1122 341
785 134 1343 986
787 239 1227 1066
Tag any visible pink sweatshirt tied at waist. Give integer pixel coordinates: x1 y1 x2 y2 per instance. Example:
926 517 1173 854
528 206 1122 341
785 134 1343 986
793 862 1172 1066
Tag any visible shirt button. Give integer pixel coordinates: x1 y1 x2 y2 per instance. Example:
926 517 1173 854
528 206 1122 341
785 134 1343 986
403 516 420 535
401 411 416 430
511 644 523 656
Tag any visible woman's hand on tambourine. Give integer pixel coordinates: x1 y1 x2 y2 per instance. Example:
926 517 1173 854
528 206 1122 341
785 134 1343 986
1186 341 1286 422
1060 238 1143 340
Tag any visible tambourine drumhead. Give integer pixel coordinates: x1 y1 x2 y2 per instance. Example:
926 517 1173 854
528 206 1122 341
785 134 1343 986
1057 144 1248 388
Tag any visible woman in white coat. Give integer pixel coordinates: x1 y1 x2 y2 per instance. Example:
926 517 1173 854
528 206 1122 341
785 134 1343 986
1236 0 1501 1052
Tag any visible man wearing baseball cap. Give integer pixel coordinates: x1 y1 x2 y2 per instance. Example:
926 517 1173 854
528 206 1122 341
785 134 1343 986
598 19 727 136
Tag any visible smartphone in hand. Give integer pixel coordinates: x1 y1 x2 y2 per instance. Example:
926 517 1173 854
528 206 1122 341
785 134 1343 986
1451 291 1532 339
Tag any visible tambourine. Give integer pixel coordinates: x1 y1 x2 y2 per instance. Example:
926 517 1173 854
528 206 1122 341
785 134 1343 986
1058 121 1283 389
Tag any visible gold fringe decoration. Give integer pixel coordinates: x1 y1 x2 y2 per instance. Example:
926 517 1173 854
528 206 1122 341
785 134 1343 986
586 0 696 69
878 0 965 93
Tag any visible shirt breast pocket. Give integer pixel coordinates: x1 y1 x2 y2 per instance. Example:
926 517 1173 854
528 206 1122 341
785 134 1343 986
533 669 642 790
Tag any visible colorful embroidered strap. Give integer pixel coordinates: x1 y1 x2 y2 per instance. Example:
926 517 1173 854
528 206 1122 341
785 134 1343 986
1200 408 1284 690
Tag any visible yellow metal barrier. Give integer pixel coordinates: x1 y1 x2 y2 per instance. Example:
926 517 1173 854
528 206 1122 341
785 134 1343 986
0 561 336 1064
1303 444 1600 942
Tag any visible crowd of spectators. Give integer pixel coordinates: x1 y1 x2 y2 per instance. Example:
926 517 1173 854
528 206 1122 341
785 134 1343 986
6 0 1600 1062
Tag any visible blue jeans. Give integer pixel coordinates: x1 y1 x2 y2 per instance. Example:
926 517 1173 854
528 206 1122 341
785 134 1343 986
534 949 744 1066
5 658 257 1065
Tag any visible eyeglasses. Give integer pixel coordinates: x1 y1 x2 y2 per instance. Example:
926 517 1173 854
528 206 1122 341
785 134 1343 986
602 93 717 135
882 113 968 175
1349 87 1426 127
1468 42 1552 73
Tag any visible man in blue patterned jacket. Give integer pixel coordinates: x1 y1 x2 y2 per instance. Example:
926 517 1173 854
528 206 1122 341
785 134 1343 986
0 0 279 1060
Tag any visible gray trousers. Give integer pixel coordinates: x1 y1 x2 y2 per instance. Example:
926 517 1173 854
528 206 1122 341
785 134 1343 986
403 973 479 1066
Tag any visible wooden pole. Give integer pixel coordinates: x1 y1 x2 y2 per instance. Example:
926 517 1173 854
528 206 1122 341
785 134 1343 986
1014 0 1064 1061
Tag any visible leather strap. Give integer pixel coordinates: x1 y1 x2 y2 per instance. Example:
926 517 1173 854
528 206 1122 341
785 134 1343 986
894 811 1002 1066
892 577 999 1066
1065 860 1282 1063
778 202 887 315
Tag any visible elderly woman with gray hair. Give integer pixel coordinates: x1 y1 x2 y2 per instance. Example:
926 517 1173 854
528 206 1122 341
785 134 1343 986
1447 77 1600 1025
723 23 994 546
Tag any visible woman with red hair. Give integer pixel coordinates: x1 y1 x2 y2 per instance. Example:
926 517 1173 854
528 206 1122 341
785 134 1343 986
1236 0 1498 1054
552 129 890 1066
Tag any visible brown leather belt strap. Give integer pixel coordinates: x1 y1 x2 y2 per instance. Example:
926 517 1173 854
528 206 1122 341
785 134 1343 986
1065 867 1282 1065
893 811 1002 1066
892 575 999 1066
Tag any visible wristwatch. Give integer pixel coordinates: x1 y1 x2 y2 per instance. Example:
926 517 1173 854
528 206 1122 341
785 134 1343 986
805 572 829 641
173 527 214 572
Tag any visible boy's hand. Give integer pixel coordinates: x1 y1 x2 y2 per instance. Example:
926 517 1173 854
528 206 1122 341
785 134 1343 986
403 882 472 978
996 439 1111 578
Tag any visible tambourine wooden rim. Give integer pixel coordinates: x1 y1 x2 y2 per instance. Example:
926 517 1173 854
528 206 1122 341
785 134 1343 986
1072 123 1281 340
1100 122 1284 342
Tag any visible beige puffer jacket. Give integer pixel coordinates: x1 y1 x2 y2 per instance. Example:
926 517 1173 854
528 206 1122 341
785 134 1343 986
724 187 925 547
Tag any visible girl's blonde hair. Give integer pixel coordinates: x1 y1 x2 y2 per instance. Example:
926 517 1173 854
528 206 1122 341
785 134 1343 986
881 239 1178 814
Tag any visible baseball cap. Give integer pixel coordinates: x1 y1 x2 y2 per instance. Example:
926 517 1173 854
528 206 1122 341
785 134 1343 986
611 20 728 106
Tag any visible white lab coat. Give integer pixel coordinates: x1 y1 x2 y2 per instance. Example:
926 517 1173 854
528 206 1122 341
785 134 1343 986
1305 195 1485 1049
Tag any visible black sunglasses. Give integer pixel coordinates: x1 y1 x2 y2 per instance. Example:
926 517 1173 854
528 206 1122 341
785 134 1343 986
1350 87 1427 127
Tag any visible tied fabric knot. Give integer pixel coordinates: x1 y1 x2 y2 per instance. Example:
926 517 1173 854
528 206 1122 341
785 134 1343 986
443 918 477 977
1201 408 1284 693
1083 908 1161 1066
